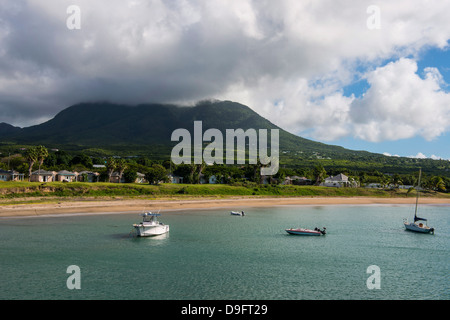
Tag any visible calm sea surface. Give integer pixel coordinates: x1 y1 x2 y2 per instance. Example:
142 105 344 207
1 204 449 300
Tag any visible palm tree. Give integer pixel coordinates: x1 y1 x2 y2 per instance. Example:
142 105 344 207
25 146 38 181
313 164 327 185
381 175 392 188
195 160 206 184
115 159 128 183
430 176 446 192
36 145 49 174
106 158 116 182
188 163 197 184
392 174 403 188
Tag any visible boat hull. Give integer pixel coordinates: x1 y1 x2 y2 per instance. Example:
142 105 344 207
404 222 434 234
134 224 169 237
285 228 322 236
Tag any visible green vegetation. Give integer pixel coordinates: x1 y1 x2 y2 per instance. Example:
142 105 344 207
1 145 449 196
1 181 449 202
1 100 449 178
1 100 449 208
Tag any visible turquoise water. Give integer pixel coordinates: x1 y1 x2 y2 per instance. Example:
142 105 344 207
1 204 449 300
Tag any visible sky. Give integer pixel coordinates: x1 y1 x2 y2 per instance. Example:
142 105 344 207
0 0 449 159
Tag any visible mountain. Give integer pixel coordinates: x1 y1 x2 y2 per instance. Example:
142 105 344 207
1 100 446 175
0 122 21 136
0 100 362 154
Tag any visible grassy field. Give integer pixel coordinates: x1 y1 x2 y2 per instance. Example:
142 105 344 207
1 181 449 204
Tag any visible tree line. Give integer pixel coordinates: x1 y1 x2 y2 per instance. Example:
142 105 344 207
0 147 448 192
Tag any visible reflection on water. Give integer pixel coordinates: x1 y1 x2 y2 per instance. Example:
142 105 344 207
131 232 170 246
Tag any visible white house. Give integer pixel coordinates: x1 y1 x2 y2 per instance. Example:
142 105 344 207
30 170 56 182
321 173 357 188
136 172 146 184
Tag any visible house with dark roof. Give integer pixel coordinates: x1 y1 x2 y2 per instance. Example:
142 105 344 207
168 174 184 184
56 170 78 182
0 169 24 181
284 176 312 185
78 171 100 182
110 171 147 183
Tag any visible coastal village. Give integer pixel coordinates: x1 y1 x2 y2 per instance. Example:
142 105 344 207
0 146 448 192
0 167 357 187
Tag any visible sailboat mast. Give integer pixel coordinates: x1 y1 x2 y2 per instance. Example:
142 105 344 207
414 168 422 218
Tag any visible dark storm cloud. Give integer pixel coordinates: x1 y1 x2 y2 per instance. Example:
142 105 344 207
0 0 449 145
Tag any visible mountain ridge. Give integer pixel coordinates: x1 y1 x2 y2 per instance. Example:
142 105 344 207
0 100 350 152
1 100 449 176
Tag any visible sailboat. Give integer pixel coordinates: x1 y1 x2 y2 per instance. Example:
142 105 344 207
403 169 434 234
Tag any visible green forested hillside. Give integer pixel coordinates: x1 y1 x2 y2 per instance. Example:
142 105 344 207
0 100 449 177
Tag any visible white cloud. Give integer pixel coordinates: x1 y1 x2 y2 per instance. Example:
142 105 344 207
409 152 428 159
407 152 449 160
383 152 400 157
349 58 450 142
221 58 450 145
0 0 450 143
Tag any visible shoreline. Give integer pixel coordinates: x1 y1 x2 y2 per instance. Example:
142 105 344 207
1 196 450 217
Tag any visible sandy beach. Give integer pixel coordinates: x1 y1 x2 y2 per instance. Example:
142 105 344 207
1 196 449 217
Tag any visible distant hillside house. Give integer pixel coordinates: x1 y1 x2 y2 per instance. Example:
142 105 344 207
321 173 354 188
0 169 24 181
168 174 184 184
30 170 56 182
136 172 147 184
109 171 146 183
261 175 277 185
110 172 125 183
284 176 311 185
365 183 382 189
398 185 414 189
56 170 78 182
200 174 218 184
78 171 100 183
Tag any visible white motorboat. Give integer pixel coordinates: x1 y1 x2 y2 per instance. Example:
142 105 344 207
133 212 169 237
285 227 326 236
230 211 245 216
403 169 434 234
